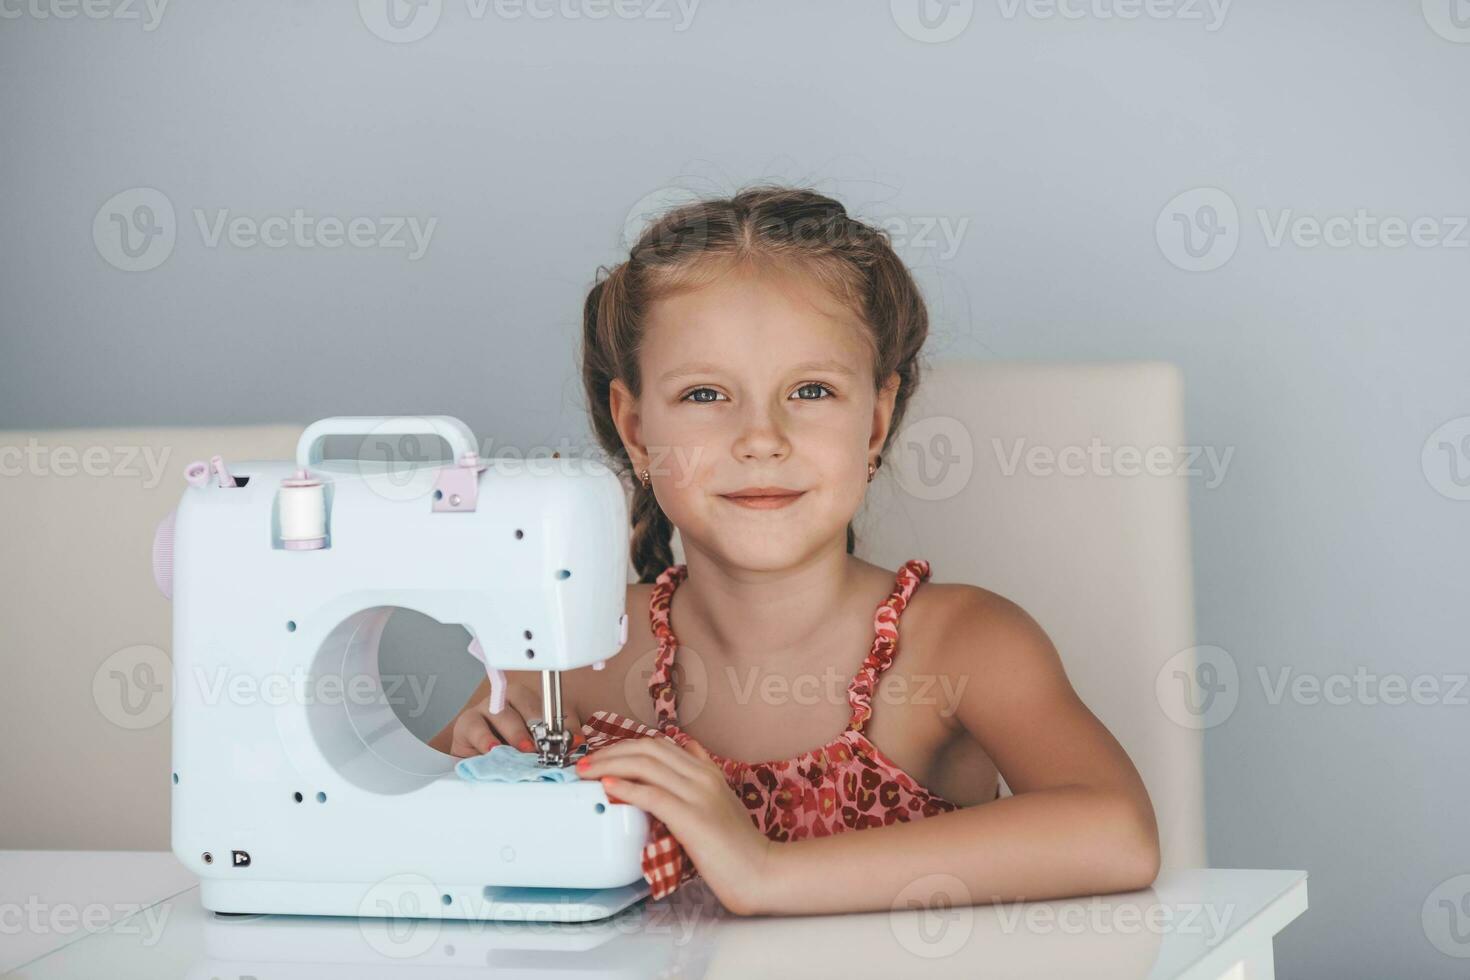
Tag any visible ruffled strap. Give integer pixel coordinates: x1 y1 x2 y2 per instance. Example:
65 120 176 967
846 559 932 733
646 563 689 729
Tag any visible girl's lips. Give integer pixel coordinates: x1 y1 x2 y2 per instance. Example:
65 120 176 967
720 492 804 510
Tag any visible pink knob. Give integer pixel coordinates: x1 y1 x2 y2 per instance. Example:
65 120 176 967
210 455 237 488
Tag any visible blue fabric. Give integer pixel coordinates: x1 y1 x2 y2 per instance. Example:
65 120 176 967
455 744 582 783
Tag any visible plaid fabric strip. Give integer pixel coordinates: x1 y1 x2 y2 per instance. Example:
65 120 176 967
580 709 701 899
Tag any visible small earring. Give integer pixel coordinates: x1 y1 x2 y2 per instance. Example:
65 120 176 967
866 460 877 483
639 468 651 488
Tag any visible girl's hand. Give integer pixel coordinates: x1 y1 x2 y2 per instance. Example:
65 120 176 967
429 677 585 759
576 736 775 916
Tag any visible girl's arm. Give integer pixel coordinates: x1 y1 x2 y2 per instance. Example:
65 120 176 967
755 589 1161 916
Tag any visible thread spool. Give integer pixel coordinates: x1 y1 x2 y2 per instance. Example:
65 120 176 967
279 468 326 551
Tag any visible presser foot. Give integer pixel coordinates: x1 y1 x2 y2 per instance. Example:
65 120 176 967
529 721 588 768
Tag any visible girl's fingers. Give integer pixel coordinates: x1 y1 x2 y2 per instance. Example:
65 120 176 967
578 745 703 805
583 734 705 780
579 748 677 785
597 776 678 820
620 734 713 781
485 704 535 753
450 711 501 757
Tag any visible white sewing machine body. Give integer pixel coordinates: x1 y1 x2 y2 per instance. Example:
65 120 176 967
158 417 651 922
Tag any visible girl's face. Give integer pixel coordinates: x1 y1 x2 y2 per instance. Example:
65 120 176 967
610 261 899 571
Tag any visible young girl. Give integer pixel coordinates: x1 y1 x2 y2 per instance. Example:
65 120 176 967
430 185 1160 917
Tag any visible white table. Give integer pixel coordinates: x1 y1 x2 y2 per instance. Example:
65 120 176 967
1 851 1306 979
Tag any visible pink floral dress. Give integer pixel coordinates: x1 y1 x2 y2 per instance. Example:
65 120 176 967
581 558 963 899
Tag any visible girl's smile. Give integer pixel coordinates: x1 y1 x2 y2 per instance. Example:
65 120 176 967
719 489 806 510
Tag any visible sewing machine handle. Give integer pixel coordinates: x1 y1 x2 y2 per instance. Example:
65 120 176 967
295 416 479 469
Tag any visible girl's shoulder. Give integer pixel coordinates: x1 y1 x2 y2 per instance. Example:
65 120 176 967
901 573 1055 676
916 577 1035 625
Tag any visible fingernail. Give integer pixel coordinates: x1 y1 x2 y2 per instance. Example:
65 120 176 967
575 757 590 770
517 738 533 751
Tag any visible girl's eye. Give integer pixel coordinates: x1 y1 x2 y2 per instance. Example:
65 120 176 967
792 382 835 400
680 383 834 403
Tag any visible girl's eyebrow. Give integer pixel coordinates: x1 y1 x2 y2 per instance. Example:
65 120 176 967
659 359 857 382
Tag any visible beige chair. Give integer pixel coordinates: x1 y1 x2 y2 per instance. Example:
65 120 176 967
852 361 1205 869
0 360 1204 868
0 424 301 850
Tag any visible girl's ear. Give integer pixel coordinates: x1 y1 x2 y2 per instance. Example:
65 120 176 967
868 371 901 455
608 378 648 474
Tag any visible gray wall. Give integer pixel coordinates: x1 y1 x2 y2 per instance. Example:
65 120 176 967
3 3 1467 977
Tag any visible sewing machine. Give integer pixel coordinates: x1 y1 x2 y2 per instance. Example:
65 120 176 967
152 416 652 923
